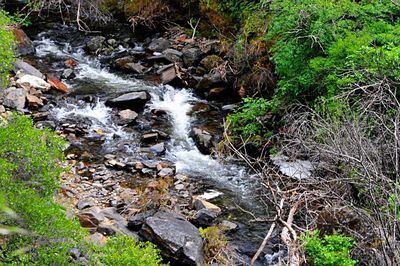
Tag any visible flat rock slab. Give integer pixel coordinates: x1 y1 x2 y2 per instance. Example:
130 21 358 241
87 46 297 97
140 211 204 266
13 59 44 79
105 91 150 110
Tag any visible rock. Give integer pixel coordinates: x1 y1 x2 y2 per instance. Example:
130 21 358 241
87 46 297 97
0 105 5 113
13 59 44 79
26 94 44 108
128 210 157 231
78 207 105 228
175 184 185 190
140 211 204 266
148 38 170 52
69 248 81 259
142 132 159 143
35 120 56 130
86 36 106 52
77 198 96 210
149 142 165 155
47 74 69 93
105 91 150 110
16 75 51 92
163 49 183 63
3 87 27 110
101 207 125 222
62 69 76 79
158 167 174 177
191 127 216 154
118 109 138 124
115 56 135 69
182 48 202 67
200 55 224 72
88 232 107 246
192 209 218 227
12 27 35 56
196 72 225 93
125 63 146 74
192 196 221 215
221 220 238 232
221 104 237 112
160 65 179 85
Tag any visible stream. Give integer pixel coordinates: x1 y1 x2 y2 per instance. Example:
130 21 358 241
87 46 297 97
29 27 281 265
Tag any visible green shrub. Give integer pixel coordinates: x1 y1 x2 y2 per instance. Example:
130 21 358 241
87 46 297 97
199 226 229 264
0 10 15 87
300 230 357 266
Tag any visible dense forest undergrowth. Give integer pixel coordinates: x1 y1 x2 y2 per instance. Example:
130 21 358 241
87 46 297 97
1 0 400 265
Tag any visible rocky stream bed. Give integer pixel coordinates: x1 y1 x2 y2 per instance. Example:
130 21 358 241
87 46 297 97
0 23 291 265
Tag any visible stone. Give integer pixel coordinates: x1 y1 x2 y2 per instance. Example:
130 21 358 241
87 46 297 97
191 127 215 155
148 38 170 52
161 65 178 85
196 72 224 93
192 196 221 215
78 207 105 228
88 232 107 246
183 48 202 67
175 184 185 190
12 27 35 56
69 248 81 259
192 209 218 227
142 132 159 142
47 74 69 93
0 105 5 113
125 63 146 74
26 94 44 108
3 87 27 110
101 207 125 222
221 220 238 232
140 211 204 266
163 49 183 63
16 75 51 92
158 167 174 177
13 59 44 79
128 210 157 231
114 56 135 69
86 36 106 52
150 142 165 155
105 91 150 110
200 55 224 72
77 198 96 210
61 69 76 79
118 109 138 124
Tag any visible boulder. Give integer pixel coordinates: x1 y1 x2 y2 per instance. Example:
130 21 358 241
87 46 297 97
140 211 204 266
128 210 157 231
192 196 221 215
150 142 165 155
86 36 106 52
118 109 138 124
16 75 51 92
196 72 225 95
192 209 218 227
77 198 96 210
61 69 76 79
26 94 44 108
199 55 224 72
163 49 183 63
12 27 35 56
13 59 44 79
47 74 69 93
105 91 150 110
148 38 170 52
3 87 27 110
182 48 202 67
191 127 218 155
160 65 179 85
221 220 238 232
114 56 146 73
158 167 174 177
78 207 105 228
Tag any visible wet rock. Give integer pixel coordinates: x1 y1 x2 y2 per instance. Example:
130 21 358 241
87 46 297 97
140 211 204 266
191 127 216 155
163 49 183 63
192 196 221 215
16 75 51 92
192 209 218 227
142 132 159 143
118 109 138 124
47 74 69 93
126 63 146 74
221 220 238 232
3 87 27 110
150 142 165 155
114 56 135 69
200 55 224 72
13 59 44 79
148 38 170 52
105 91 150 110
62 69 76 79
78 207 105 228
77 198 96 210
31 111 49 121
128 210 157 231
161 65 178 84
26 94 44 109
12 27 35 56
183 48 202 67
86 36 106 52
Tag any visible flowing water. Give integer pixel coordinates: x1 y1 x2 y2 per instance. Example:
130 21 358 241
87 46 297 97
33 33 279 265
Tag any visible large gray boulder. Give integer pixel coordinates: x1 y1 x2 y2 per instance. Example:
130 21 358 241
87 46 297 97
139 211 204 266
3 87 27 110
105 91 150 110
13 59 45 79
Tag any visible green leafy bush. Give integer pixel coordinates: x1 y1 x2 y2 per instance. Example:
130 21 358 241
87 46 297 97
0 10 15 87
300 230 357 266
199 226 229 264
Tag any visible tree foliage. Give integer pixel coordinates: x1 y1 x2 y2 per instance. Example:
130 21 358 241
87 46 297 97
0 10 14 87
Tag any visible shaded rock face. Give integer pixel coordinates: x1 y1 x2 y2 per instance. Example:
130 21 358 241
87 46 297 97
148 38 170 52
191 127 220 155
3 87 27 110
12 27 35 56
139 211 204 266
13 59 44 79
105 91 150 110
